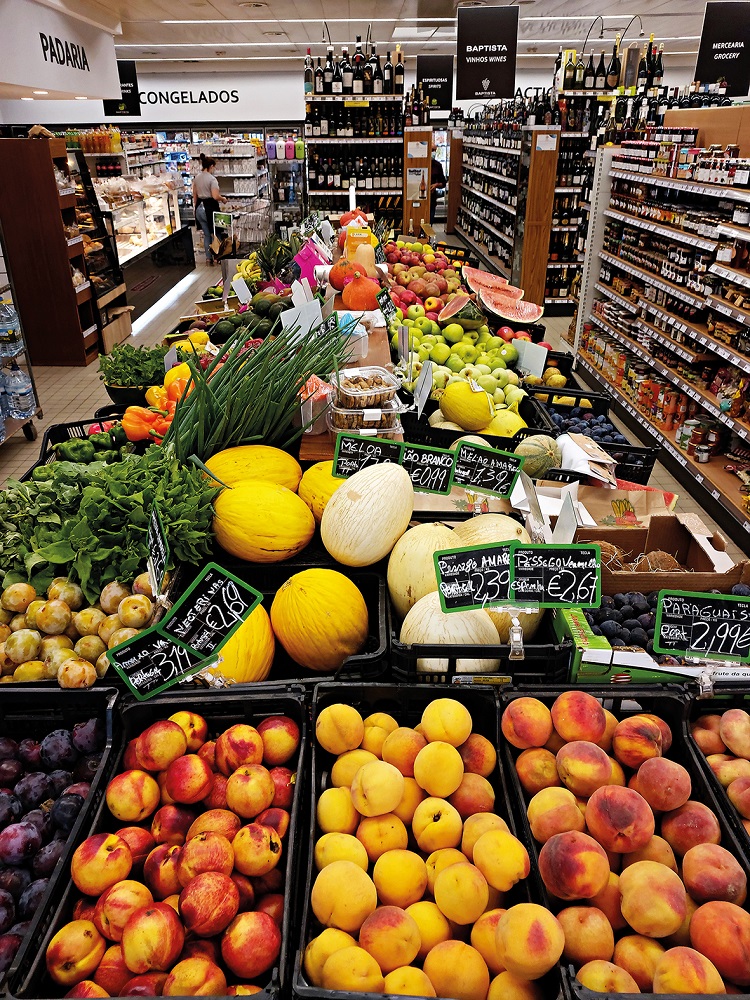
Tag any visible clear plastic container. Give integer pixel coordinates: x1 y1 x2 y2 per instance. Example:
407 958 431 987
326 412 402 437
296 375 332 436
5 363 36 419
329 399 401 431
329 366 400 408
0 303 22 359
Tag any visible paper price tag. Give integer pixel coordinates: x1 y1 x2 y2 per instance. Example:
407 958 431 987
164 347 179 372
414 361 433 418
231 277 252 305
147 505 169 599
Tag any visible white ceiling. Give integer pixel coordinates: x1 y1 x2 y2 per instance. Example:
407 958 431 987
95 0 705 70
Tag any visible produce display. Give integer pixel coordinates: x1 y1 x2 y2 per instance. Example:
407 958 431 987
98 345 169 392
41 706 301 997
0 709 108 977
691 707 750 838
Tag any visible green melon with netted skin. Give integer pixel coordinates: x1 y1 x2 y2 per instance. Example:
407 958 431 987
514 434 562 478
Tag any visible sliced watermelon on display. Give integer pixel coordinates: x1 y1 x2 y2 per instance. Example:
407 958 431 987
437 293 485 329
480 287 545 322
462 265 508 293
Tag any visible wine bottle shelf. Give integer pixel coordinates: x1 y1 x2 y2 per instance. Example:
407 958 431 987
547 261 582 269
455 224 511 278
305 137 403 145
545 296 577 304
554 185 583 194
462 162 517 187
461 183 516 217
462 140 521 156
307 94 403 101
308 188 402 196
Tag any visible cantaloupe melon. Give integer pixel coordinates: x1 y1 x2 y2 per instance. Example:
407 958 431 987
514 435 562 479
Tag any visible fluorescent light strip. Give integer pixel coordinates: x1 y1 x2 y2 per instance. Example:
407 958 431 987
151 14 650 24
118 36 700 49
131 52 699 62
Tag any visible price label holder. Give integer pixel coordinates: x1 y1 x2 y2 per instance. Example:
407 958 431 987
433 542 513 613
147 504 169 601
107 563 263 701
450 441 524 500
311 312 340 340
376 288 398 326
654 590 750 665
400 443 454 495
509 543 601 608
397 325 410 365
514 340 548 379
414 360 433 418
231 277 252 305
332 433 403 477
163 346 178 372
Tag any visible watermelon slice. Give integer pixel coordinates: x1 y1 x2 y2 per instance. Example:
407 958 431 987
463 265 508 294
480 287 544 322
437 293 485 330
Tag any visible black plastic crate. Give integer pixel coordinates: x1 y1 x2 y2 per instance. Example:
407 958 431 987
528 386 611 418
498 685 750 1000
390 612 572 685
0 687 120 993
20 411 130 482
401 395 556 452
607 443 660 486
7 687 307 1000
293 682 563 1000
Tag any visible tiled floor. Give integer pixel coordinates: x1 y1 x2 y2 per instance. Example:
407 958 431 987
2 251 747 564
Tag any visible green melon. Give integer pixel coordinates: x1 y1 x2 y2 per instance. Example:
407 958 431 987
514 434 562 478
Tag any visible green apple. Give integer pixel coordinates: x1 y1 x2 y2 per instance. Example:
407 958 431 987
505 371 520 386
475 353 493 367
441 323 465 344
474 364 492 376
492 386 506 405
420 336 437 348
429 321 442 337
407 304 426 320
432 368 451 389
429 343 452 365
395 307 404 322
454 344 478 363
445 354 465 373
432 335 446 344
491 359 507 371
485 336 504 351
446 375 465 385
415 316 433 333
402 318 414 328
477 324 489 336
477 330 491 345
460 365 482 380
477 375 499 394
417 346 431 362
461 330 479 344
495 370 510 388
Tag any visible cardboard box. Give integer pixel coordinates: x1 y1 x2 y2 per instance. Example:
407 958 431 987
195 296 239 315
575 513 750 595
101 308 132 354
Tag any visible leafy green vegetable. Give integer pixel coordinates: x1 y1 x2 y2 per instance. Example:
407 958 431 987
0 451 218 603
98 343 169 388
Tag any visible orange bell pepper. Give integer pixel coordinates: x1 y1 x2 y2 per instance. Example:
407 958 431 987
122 406 174 443
167 378 190 403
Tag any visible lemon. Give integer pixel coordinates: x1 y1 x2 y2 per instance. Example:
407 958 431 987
439 380 495 431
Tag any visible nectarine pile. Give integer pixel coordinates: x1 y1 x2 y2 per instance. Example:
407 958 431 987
692 708 750 838
504 691 750 994
45 708 301 997
305 697 556 1000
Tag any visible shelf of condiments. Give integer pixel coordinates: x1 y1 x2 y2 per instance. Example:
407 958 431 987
306 154 403 197
304 38 404 98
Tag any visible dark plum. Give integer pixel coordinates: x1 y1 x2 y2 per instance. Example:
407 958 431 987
40 730 78 770
623 619 641 631
32 837 66 877
17 878 48 920
619 628 632 644
72 718 105 755
63 782 90 799
8 921 29 936
638 613 655 629
0 890 15 935
0 933 22 974
16 740 41 770
50 794 84 833
21 809 53 843
0 761 23 788
0 868 30 901
0 739 18 762
0 822 42 865
0 794 21 827
13 773 52 811
73 754 101 784
47 770 73 797
630 628 649 647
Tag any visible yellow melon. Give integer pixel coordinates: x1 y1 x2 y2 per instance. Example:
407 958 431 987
298 461 345 523
207 603 275 684
270 569 369 671
213 481 315 562
205 445 302 492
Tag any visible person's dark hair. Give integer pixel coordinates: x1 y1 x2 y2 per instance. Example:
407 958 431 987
199 153 217 170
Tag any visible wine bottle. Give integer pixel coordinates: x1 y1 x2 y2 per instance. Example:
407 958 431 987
341 47 353 94
595 51 607 89
353 45 364 95
303 103 313 137
606 36 621 90
636 44 648 92
654 43 664 87
372 46 383 94
304 48 313 95
554 47 563 89
332 52 343 95
362 46 374 94
394 45 404 95
563 50 576 90
383 51 393 94
314 57 324 95
323 47 334 94
574 51 585 88
584 52 595 89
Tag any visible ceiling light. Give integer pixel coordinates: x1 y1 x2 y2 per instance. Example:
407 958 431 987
20 96 33 100
263 31 284 36
75 96 88 100
32 90 48 95
238 1 266 5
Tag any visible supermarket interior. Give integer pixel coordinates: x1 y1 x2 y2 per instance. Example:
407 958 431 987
4 1 750 999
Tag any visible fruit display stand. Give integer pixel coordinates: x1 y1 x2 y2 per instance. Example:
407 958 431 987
499 687 750 998
7 687 307 1000
0 687 120 989
294 684 563 1000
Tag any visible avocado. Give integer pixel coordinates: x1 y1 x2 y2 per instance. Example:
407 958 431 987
255 318 273 337
213 319 235 343
229 313 244 327
253 297 272 317
268 301 288 318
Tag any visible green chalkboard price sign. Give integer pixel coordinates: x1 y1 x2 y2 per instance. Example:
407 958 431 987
655 590 750 662
509 543 601 608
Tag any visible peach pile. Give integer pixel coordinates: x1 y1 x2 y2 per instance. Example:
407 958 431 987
692 709 750 835
306 697 559 999
45 709 301 997
504 691 750 995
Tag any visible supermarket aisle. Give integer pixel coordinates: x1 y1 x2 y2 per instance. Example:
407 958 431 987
0 265 212 483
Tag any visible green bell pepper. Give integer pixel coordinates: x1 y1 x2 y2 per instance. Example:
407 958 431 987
54 439 96 463
89 431 114 450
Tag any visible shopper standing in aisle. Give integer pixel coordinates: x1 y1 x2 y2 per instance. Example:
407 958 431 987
193 154 227 266
430 139 446 225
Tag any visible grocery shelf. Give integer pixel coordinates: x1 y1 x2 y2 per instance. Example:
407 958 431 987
545 296 577 304
307 94 402 101
461 183 517 217
128 159 167 168
610 167 750 204
462 161 518 187
551 225 578 232
577 351 750 534
460 207 514 248
706 293 750 329
305 137 403 144
555 185 583 193
580 200 591 210
455 225 511 278
190 153 260 159
462 140 521 156
641 298 750 373
594 282 639 313
560 131 589 138
601 251 706 309
634 316 713 365
717 222 750 242
308 188 401 196
589 312 750 442
547 261 581 269
223 192 260 198
709 261 750 290
604 207 718 252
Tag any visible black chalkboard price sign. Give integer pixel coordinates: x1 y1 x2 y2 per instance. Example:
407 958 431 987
376 288 398 325
400 444 454 495
107 563 263 701
509 543 601 608
655 590 750 662
332 433 403 477
374 242 386 265
434 542 512 613
450 442 524 499
147 504 169 598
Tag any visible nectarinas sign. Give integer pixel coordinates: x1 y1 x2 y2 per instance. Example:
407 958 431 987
456 5 519 101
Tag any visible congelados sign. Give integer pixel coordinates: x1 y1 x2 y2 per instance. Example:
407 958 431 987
138 88 240 106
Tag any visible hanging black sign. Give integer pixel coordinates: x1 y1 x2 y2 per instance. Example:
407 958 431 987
417 55 454 111
655 590 750 662
695 2 750 96
456 6 519 101
103 60 141 117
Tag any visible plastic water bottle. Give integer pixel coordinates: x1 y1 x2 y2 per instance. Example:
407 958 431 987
5 363 35 419
0 368 9 417
0 302 21 359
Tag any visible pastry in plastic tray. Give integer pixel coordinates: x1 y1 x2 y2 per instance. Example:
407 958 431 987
329 366 400 408
329 399 402 430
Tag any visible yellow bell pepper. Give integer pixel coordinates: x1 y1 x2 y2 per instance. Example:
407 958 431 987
145 385 168 408
188 331 209 346
164 361 192 389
